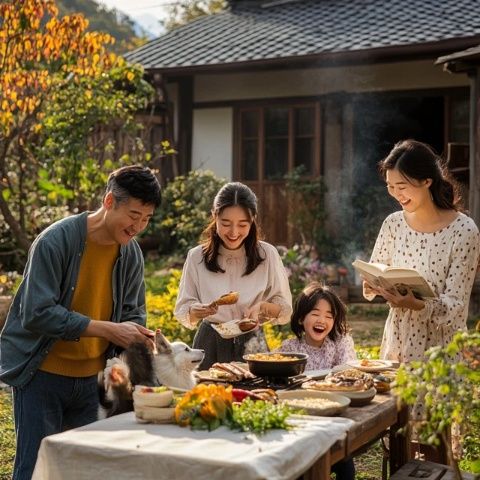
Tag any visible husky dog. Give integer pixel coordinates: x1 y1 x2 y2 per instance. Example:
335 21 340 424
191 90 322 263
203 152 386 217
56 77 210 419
98 329 204 418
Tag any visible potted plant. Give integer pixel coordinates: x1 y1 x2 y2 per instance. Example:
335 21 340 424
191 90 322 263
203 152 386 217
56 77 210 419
394 330 480 480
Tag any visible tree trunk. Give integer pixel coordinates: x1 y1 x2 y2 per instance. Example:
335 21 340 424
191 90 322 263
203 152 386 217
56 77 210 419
0 192 31 253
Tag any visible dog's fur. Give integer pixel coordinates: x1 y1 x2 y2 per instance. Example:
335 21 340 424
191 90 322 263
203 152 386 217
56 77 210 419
98 329 204 418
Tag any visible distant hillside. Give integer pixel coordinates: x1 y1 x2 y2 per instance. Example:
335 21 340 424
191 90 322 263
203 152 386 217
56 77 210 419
57 0 149 53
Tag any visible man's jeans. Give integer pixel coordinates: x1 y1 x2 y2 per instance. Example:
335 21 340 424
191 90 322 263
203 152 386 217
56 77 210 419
12 370 99 480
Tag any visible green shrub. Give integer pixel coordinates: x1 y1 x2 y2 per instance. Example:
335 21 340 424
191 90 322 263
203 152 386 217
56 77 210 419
148 170 225 254
146 269 195 344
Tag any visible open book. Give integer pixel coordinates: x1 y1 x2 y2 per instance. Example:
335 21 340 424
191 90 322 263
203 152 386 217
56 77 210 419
352 259 436 299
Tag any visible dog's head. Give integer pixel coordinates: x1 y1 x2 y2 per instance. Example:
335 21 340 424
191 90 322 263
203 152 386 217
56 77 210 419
154 329 204 371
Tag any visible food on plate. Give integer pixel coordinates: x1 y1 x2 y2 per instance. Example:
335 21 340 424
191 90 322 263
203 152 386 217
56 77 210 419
208 362 255 382
282 397 343 410
303 368 374 392
231 388 278 403
209 291 240 308
360 359 387 367
238 318 258 332
245 353 300 362
133 385 174 407
373 373 394 393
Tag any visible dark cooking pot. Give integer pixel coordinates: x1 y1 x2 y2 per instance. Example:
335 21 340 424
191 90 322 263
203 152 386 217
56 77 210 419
243 352 308 377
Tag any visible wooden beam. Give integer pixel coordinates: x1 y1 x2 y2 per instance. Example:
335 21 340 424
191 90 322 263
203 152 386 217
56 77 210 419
469 68 480 227
177 76 193 174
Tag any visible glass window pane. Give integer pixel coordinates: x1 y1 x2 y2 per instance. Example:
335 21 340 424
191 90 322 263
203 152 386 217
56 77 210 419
265 139 288 180
295 107 315 136
265 108 289 136
242 140 258 180
294 138 314 174
241 110 259 138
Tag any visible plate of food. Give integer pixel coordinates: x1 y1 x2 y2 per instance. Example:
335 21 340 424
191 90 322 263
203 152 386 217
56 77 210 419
347 359 397 373
302 368 376 406
210 318 258 339
196 362 256 383
277 390 350 416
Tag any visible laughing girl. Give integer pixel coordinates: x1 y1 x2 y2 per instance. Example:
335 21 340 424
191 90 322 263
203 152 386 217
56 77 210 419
279 282 356 370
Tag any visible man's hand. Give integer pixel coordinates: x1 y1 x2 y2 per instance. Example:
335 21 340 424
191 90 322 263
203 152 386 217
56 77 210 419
83 320 155 349
108 321 155 349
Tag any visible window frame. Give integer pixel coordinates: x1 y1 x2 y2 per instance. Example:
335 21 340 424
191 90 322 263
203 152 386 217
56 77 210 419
234 101 322 182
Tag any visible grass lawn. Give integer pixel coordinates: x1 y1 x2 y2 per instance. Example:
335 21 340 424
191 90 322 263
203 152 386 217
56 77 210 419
0 387 15 480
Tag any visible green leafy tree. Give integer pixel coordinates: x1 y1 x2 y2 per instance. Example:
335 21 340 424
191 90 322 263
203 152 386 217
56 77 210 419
149 170 225 254
284 166 328 258
395 332 480 479
0 0 156 261
163 0 226 31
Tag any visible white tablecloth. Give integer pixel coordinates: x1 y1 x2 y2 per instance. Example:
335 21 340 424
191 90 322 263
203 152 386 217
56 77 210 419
32 412 354 480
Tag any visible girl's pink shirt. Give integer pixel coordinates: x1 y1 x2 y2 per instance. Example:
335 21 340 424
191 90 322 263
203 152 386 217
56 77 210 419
278 335 356 370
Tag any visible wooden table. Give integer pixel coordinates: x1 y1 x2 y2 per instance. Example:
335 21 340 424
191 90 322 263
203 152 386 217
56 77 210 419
303 394 410 480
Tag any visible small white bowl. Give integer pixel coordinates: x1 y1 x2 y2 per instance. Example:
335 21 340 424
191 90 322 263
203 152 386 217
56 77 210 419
133 386 174 408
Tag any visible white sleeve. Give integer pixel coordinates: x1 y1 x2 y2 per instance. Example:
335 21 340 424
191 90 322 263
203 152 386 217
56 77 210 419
426 226 480 329
263 245 293 325
174 249 201 330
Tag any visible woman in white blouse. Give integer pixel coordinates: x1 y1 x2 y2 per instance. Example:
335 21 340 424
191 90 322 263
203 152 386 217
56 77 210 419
364 139 480 363
174 182 292 369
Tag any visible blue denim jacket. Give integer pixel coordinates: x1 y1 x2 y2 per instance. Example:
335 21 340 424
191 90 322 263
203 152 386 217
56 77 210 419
0 212 146 387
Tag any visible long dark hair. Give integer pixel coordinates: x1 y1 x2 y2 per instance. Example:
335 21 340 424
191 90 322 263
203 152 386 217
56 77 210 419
201 182 264 275
291 283 347 343
378 139 462 211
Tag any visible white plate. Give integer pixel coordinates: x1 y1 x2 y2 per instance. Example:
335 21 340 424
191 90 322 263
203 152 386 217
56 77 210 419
304 369 331 380
277 390 350 416
210 319 258 339
346 360 396 373
300 384 377 406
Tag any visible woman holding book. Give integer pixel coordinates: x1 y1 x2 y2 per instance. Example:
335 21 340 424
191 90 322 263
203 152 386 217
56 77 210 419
364 139 479 363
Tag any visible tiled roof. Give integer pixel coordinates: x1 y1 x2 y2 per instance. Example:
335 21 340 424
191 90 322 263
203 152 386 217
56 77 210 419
125 0 480 71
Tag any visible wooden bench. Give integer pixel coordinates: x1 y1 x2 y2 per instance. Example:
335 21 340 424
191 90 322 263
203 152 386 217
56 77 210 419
390 459 476 479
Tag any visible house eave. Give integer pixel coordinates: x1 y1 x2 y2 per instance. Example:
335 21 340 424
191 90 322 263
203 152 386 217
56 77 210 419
139 36 480 76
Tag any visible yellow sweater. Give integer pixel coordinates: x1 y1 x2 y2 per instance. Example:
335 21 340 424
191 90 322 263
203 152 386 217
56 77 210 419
40 238 119 377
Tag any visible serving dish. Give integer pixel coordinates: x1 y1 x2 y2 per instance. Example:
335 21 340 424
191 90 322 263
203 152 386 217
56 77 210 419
132 386 174 408
301 382 377 406
211 319 258 339
346 359 397 373
243 352 308 377
134 405 176 424
277 390 350 416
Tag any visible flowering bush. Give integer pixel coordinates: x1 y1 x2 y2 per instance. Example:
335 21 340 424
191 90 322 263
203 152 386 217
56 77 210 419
146 269 195 345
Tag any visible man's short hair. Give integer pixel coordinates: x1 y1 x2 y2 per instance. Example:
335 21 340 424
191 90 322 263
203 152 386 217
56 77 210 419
106 165 161 208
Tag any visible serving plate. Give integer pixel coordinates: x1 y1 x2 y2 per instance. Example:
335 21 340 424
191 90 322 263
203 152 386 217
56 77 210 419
346 359 397 373
210 319 258 339
277 390 350 416
301 382 377 407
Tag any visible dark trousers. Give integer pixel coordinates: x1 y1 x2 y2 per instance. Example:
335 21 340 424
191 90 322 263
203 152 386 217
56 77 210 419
331 458 356 480
12 370 99 480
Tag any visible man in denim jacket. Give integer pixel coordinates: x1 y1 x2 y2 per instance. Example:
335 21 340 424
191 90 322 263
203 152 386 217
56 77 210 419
0 165 161 480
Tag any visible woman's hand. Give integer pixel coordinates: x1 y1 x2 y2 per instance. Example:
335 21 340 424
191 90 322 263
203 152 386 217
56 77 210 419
245 302 281 324
189 303 218 324
376 286 425 311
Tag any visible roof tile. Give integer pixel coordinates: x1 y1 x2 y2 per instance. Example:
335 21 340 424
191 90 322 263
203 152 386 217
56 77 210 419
126 0 480 70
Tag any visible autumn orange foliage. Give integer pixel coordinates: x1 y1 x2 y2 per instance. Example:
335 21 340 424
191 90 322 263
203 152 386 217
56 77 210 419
0 0 121 136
